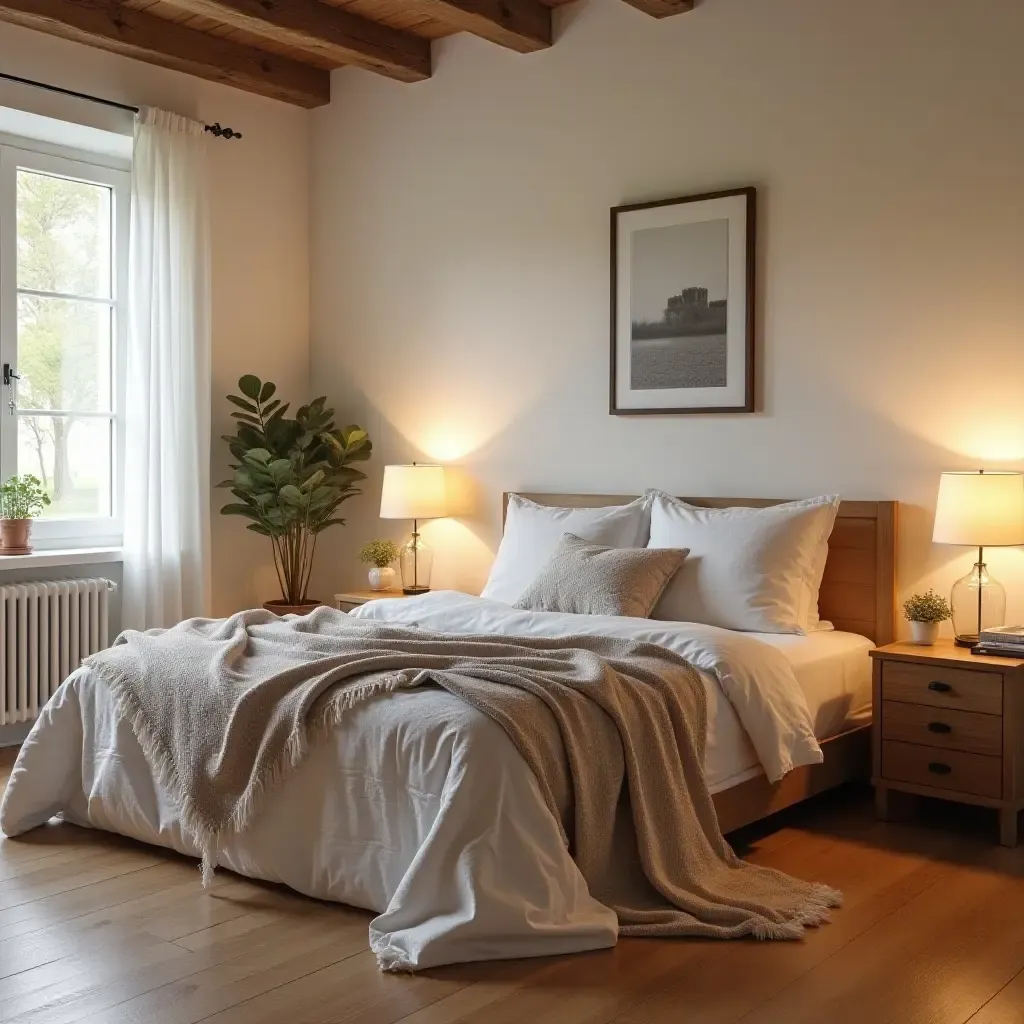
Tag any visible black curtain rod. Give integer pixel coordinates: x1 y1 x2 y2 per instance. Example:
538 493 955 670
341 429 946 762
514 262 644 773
0 71 242 139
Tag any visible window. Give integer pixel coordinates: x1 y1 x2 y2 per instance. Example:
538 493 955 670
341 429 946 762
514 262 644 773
0 140 129 546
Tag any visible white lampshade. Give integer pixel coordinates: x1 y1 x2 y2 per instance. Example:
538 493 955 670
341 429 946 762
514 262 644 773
933 471 1024 547
379 464 447 520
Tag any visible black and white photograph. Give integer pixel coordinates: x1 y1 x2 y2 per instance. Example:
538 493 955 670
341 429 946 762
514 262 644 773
611 188 755 414
630 218 729 391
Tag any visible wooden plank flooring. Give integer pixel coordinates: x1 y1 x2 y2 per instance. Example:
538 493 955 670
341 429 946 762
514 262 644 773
2 745 1024 1023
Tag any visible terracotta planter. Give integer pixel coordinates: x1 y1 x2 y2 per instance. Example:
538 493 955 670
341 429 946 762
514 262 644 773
263 599 322 617
0 518 33 555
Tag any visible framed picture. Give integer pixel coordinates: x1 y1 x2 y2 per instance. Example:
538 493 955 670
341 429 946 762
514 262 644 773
610 187 756 415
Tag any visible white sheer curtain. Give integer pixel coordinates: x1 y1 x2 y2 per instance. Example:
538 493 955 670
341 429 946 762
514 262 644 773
123 107 212 630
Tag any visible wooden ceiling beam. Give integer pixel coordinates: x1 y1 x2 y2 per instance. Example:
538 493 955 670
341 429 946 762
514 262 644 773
416 0 551 54
0 0 331 107
619 0 694 18
161 0 430 84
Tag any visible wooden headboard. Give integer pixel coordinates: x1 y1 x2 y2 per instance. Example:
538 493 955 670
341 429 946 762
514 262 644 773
502 494 898 646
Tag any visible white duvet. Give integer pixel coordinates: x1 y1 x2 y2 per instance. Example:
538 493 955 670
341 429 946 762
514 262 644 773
1 592 829 971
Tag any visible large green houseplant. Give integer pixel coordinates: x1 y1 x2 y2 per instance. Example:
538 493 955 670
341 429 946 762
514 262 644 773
219 375 372 613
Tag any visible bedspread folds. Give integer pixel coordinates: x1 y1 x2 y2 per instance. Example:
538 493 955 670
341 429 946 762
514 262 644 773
352 591 825 782
1 593 837 970
76 606 838 947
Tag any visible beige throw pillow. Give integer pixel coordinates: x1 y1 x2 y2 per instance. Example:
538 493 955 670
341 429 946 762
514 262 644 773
514 533 688 619
482 494 652 606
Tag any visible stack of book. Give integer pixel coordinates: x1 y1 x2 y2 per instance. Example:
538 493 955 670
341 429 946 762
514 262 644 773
974 625 1024 658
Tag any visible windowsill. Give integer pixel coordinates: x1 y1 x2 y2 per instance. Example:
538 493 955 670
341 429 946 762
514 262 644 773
0 546 122 570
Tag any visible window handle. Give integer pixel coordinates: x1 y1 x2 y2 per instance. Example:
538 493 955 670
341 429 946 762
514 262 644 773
3 363 17 417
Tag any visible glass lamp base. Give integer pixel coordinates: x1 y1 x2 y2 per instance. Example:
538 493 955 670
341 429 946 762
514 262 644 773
950 560 1006 646
399 531 433 594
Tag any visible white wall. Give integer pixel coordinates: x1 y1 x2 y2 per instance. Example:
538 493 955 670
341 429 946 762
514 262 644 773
0 20 311 616
309 0 1024 635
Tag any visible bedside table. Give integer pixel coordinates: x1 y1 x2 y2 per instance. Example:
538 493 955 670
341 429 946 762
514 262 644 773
870 640 1024 846
334 590 410 613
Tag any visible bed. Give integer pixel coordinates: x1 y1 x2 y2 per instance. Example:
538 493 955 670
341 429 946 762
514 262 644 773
0 493 897 971
507 494 897 832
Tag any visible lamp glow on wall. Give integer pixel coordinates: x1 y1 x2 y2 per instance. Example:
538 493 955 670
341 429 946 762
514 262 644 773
933 470 1024 645
380 463 447 594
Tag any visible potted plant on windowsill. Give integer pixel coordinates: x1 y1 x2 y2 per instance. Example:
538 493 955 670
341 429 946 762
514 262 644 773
219 375 372 615
903 589 952 645
0 474 51 555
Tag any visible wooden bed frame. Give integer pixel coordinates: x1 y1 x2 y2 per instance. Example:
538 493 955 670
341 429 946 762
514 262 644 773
503 493 898 833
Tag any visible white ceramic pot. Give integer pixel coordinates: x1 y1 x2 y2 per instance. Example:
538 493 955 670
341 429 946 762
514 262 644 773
909 620 940 646
367 566 397 592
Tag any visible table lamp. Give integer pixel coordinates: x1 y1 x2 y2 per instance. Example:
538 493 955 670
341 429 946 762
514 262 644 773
932 470 1024 646
379 463 447 594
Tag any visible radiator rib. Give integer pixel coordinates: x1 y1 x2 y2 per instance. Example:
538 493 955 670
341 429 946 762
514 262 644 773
0 578 114 725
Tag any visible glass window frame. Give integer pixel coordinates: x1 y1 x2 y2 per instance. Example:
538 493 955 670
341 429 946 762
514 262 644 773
0 137 129 548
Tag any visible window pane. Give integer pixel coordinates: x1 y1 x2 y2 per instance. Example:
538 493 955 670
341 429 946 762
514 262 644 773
16 169 112 299
17 415 112 519
16 295 112 411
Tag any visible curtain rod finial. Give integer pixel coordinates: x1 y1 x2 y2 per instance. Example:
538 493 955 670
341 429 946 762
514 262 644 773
203 122 242 141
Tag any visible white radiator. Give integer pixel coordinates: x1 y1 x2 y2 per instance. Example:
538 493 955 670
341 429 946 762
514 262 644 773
0 578 114 725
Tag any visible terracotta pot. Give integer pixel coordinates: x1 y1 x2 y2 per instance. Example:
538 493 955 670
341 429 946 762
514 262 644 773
263 599 322 617
0 518 33 555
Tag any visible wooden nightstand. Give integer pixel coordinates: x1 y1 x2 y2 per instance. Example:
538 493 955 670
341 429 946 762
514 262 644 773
870 640 1024 846
333 590 410 613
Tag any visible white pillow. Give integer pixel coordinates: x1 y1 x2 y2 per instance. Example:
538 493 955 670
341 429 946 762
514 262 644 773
646 492 841 634
482 495 651 606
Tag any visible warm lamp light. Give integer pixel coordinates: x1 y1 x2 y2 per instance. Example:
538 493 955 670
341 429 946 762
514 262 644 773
379 464 447 594
933 470 1024 645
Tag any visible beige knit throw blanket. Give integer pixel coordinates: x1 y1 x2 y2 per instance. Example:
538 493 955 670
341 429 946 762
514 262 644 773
84 606 840 941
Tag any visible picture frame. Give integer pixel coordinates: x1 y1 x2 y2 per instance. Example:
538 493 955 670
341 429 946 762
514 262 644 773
610 187 756 415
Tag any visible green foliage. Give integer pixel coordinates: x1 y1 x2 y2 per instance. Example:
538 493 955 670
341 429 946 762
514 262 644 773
358 539 399 568
16 171 109 512
903 589 952 623
218 376 372 605
0 474 52 520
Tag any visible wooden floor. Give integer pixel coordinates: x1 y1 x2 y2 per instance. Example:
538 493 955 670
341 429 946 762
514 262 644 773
2 746 1024 1024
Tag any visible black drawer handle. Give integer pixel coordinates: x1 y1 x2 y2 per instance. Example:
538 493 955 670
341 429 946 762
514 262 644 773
928 762 952 775
927 721 952 734
928 681 952 693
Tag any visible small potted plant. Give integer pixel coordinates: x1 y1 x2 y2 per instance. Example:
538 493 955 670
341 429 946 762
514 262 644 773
0 474 51 555
903 589 951 645
358 539 399 591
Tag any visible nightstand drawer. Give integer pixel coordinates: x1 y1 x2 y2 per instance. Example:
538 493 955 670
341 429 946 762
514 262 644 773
881 661 1003 715
882 740 1002 799
882 701 1002 757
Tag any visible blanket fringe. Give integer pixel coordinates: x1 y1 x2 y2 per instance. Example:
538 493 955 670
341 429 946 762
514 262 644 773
224 672 413 844
200 835 220 888
92 668 222 870
749 883 844 940
375 952 416 974
96 666 414 886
